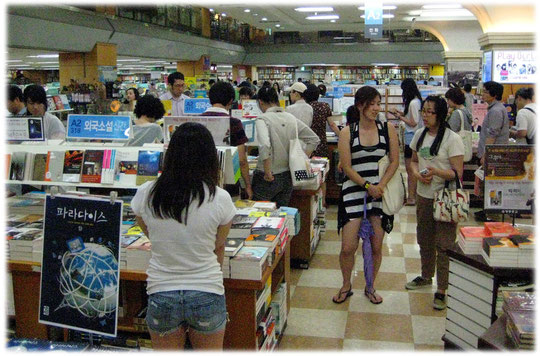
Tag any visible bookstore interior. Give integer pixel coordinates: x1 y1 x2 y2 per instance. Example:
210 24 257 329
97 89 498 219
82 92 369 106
4 2 537 352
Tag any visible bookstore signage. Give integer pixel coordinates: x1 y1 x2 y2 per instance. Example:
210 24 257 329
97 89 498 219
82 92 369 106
39 194 123 337
67 115 131 140
7 116 44 141
484 145 534 213
183 98 211 115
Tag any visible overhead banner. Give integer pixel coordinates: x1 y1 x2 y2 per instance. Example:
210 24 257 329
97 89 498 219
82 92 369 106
6 116 44 141
39 195 123 337
163 116 230 146
484 145 534 214
364 0 383 39
67 115 131 141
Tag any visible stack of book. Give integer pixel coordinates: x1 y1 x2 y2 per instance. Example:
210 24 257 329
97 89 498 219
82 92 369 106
120 228 143 270
229 215 257 238
481 237 519 267
133 306 149 332
458 226 492 254
506 309 534 349
509 235 535 268
8 229 43 262
484 222 519 237
229 246 270 280
495 281 534 316
270 282 288 337
247 216 288 264
225 238 245 257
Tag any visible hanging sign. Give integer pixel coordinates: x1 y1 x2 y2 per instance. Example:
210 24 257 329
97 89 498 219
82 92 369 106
67 115 131 140
484 145 534 214
39 194 123 337
365 0 383 39
6 116 45 141
183 98 211 115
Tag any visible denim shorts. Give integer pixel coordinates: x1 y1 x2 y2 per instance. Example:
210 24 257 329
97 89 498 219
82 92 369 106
145 290 227 335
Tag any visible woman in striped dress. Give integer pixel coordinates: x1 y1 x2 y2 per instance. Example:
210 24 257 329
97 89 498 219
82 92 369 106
333 86 400 305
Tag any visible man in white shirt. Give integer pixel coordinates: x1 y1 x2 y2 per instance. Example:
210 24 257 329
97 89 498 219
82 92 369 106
159 72 189 116
285 82 314 127
510 87 535 144
23 84 65 140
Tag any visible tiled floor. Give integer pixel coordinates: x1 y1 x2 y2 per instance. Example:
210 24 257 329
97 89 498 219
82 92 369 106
280 204 448 351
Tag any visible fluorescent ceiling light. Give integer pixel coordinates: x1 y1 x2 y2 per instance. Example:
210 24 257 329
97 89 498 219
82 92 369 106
253 13 258 16
422 4 462 9
27 54 59 58
221 13 226 17
371 63 398 66
408 10 422 16
306 14 339 20
361 14 394 18
358 5 397 10
140 61 167 64
295 6 334 12
420 9 473 17
36 62 59 64
330 20 336 23
209 8 214 12
334 36 354 40
261 17 267 21
244 9 250 13
7 60 23 62
275 24 281 27
117 59 140 62
8 64 30 67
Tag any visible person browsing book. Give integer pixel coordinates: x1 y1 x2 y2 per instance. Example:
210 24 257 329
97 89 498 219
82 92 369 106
404 96 464 310
159 71 189 116
253 86 320 207
23 84 65 140
201 81 252 199
131 122 236 350
127 95 164 146
7 85 27 116
285 82 314 127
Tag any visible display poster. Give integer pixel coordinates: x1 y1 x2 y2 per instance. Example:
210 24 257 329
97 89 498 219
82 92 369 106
98 66 118 83
183 98 211 115
241 119 256 143
242 100 263 118
484 145 534 213
67 115 131 140
39 195 123 337
194 90 208 98
6 116 44 141
447 71 480 87
482 51 492 83
472 102 488 128
492 50 536 84
163 116 230 146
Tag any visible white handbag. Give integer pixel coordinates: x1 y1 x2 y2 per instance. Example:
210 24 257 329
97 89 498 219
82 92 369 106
433 169 470 223
289 121 316 187
457 109 473 162
378 155 406 215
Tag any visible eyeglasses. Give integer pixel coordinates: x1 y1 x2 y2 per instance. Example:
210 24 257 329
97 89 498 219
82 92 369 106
172 82 185 88
421 109 436 115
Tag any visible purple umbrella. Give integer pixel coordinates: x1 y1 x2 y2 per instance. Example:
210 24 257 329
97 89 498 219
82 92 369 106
358 194 374 290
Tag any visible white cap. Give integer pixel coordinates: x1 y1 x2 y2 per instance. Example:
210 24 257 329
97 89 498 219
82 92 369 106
285 82 307 93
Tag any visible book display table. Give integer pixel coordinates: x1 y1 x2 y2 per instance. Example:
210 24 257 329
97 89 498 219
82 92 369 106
8 238 291 350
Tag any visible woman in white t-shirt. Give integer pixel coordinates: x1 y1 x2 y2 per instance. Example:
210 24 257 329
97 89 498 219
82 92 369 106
390 78 423 205
404 96 464 311
131 122 235 350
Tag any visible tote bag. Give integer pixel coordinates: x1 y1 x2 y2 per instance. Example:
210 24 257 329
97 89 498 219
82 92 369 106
289 121 317 187
433 169 469 223
457 109 473 162
378 122 406 215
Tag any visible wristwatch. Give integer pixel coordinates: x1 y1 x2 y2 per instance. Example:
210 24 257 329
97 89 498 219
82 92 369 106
363 181 371 189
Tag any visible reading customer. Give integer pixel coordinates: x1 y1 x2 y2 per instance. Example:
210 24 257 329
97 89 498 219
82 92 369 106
404 96 464 310
131 122 235 350
23 84 65 139
127 95 165 146
334 86 399 305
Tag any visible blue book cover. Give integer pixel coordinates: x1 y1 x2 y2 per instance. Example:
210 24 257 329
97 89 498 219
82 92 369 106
136 150 161 185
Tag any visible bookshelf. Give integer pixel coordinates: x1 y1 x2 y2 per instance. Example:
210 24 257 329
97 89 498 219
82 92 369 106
309 66 429 83
7 238 291 350
256 67 295 85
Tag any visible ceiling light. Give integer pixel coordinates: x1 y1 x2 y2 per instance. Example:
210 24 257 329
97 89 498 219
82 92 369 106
244 9 250 13
209 8 214 12
221 13 227 17
408 10 422 16
330 20 336 23
8 64 30 67
306 14 340 20
422 4 462 9
7 60 22 62
35 62 59 64
361 14 394 19
334 36 354 40
261 17 267 21
275 24 281 27
117 59 141 62
253 13 258 16
26 54 59 58
358 5 397 10
295 7 334 12
140 61 167 64
420 9 473 17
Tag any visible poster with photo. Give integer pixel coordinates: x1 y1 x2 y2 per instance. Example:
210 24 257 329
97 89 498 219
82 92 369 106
39 195 123 337
492 50 536 84
484 145 534 213
163 116 230 146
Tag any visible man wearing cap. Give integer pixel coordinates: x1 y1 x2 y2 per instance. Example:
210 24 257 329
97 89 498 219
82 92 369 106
285 82 314 127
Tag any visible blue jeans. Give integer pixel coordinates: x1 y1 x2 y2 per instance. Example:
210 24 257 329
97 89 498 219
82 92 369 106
146 290 227 335
252 170 293 207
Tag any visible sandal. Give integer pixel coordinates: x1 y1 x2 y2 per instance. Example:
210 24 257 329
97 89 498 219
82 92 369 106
364 288 383 304
332 287 353 304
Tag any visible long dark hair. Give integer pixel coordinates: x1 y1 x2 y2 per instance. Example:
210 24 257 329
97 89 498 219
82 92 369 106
415 95 449 156
347 86 381 123
401 78 422 116
148 122 219 224
124 87 140 104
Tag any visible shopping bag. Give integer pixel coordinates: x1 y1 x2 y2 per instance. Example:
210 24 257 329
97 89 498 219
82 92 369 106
433 169 469 223
289 121 316 187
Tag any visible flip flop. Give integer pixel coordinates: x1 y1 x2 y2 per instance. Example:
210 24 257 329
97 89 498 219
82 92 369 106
332 288 353 304
364 288 383 304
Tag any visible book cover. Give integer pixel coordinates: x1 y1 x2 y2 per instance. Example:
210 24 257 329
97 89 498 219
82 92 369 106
59 94 71 110
32 153 48 181
115 150 138 186
244 233 279 247
81 150 104 183
482 237 518 257
9 152 26 181
225 238 245 257
509 234 534 249
234 199 256 208
507 310 535 336
502 291 535 312
136 151 161 185
252 201 277 211
251 217 285 237
459 226 491 239
233 246 269 262
53 96 64 110
62 150 84 182
484 222 519 237
231 215 258 229
45 151 65 182
46 97 56 111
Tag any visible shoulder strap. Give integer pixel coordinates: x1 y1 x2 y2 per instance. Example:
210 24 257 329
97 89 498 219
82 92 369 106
349 122 357 148
524 107 536 115
457 109 465 131
382 121 390 154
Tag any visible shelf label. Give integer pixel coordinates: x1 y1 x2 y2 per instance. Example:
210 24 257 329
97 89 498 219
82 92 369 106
183 98 211 114
6 116 45 141
67 115 131 140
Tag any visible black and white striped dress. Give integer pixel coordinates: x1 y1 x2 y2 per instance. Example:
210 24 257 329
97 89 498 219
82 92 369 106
338 120 387 232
